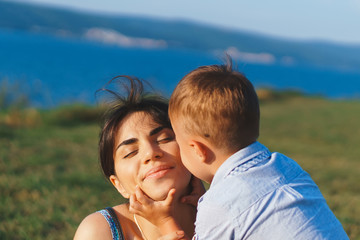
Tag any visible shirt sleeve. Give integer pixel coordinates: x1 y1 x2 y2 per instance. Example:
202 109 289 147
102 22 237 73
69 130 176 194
194 202 235 240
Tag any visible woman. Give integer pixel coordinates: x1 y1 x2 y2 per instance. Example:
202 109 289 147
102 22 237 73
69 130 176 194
74 76 197 240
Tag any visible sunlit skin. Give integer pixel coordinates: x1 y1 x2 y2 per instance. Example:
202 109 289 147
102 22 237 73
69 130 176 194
74 112 196 240
170 117 229 184
110 111 192 201
170 118 214 183
128 116 233 239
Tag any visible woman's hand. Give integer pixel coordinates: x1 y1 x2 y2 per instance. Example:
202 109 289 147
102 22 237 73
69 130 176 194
181 176 206 207
129 186 176 226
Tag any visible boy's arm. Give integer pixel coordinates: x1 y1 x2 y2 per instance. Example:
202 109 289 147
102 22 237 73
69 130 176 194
129 186 186 237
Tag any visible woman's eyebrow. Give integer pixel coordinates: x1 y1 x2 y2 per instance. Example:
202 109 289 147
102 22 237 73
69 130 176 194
116 138 138 150
116 126 164 150
149 126 164 136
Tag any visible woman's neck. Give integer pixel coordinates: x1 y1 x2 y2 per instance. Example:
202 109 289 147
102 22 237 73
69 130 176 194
172 196 197 237
172 185 197 236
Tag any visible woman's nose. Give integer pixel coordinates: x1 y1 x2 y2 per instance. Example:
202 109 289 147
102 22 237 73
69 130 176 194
143 143 163 164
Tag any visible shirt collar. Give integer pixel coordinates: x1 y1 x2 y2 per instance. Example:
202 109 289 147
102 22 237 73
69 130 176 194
210 141 269 188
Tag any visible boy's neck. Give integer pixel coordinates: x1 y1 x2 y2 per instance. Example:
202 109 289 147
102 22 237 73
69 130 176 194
204 149 235 183
206 143 253 183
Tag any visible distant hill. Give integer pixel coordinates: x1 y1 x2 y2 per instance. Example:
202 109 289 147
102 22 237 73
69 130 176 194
1 0 360 71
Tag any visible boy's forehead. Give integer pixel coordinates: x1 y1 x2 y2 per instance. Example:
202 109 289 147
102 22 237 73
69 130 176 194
170 118 189 141
170 117 181 131
170 115 185 128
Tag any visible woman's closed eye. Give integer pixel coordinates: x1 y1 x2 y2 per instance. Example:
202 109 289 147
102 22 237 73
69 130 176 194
123 149 138 159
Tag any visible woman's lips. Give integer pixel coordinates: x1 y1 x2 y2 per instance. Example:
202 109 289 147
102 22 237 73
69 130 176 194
144 165 173 180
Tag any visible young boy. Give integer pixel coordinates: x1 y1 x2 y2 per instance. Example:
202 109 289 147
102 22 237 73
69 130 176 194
130 60 349 239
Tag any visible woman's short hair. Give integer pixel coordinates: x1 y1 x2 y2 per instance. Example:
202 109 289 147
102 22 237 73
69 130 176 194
98 76 170 179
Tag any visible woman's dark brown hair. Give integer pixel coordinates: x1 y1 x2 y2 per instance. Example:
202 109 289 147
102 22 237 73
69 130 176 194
98 76 170 179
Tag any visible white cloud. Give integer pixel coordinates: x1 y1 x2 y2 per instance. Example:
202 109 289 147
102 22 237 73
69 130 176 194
225 47 276 65
84 28 167 49
280 56 296 66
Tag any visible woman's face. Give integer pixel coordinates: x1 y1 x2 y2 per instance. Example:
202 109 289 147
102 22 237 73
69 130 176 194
110 111 191 201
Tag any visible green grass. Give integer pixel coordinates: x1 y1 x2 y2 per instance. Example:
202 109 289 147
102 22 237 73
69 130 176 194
1 98 359 239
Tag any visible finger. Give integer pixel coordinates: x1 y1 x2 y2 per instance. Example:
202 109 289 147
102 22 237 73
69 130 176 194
129 204 140 215
182 195 200 207
134 185 151 204
129 194 143 213
158 231 185 240
164 188 176 206
129 201 144 216
129 203 141 215
181 196 197 206
129 193 137 207
191 177 206 194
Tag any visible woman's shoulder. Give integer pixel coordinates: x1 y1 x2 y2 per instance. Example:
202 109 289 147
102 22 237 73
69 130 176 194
73 208 119 240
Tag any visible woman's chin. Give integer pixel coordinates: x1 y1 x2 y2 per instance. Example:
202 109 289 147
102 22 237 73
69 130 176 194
142 173 191 201
144 183 178 201
143 189 169 201
146 184 190 202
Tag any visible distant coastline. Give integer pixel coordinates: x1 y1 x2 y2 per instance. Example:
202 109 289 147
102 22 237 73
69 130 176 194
1 29 359 108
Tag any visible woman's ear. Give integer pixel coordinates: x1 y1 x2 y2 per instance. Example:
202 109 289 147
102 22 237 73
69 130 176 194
109 175 130 199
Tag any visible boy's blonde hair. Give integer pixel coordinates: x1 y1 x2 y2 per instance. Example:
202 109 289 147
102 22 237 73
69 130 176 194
169 61 260 152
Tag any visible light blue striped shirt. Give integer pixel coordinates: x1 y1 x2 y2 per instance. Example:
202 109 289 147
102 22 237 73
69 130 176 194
194 142 349 240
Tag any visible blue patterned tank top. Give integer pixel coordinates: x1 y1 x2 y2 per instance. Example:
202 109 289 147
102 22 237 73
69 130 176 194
98 207 125 240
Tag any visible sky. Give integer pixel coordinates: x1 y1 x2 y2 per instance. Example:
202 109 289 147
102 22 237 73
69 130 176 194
12 0 360 45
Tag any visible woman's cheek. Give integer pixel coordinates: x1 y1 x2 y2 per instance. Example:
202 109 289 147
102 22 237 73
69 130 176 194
170 142 182 160
117 161 139 194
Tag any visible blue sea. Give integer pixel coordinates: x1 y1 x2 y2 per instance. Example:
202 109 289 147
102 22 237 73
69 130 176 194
1 29 360 107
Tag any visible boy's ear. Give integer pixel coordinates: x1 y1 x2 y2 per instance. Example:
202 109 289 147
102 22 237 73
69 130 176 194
109 175 130 199
189 140 208 163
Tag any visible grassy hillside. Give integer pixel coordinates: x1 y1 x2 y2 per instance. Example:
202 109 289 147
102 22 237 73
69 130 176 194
1 96 359 239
